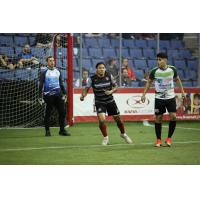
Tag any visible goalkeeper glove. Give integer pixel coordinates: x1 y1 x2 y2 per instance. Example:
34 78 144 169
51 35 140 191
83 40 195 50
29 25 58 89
62 95 68 103
38 98 45 105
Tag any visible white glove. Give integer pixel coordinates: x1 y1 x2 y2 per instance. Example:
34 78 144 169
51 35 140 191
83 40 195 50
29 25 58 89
62 95 68 103
38 98 45 105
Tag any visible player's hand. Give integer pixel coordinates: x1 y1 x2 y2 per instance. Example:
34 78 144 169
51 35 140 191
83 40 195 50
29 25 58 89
62 95 68 103
38 98 44 105
141 94 146 103
80 95 84 101
105 90 112 95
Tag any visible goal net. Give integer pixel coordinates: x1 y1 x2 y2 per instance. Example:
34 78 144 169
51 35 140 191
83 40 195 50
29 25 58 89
0 33 72 127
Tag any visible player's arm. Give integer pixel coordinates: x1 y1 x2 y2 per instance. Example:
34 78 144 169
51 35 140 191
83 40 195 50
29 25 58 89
80 77 91 101
38 70 45 98
176 76 186 98
141 78 153 102
105 75 118 95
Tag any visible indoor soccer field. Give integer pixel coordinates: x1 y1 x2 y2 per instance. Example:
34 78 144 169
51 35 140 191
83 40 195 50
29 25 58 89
0 121 200 165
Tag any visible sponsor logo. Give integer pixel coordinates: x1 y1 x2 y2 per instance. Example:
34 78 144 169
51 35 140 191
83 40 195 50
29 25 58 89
126 95 150 109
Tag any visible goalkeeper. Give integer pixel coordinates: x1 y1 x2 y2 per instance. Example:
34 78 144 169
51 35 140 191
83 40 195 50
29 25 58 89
39 56 70 136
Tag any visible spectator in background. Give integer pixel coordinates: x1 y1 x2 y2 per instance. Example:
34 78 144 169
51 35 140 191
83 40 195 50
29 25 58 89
18 44 39 68
35 33 52 48
0 54 16 70
56 34 67 48
74 69 89 88
106 58 119 84
192 93 200 114
121 68 132 87
121 58 136 81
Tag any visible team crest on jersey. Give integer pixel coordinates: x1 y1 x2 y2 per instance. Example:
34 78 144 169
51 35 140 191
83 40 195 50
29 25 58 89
98 108 102 112
105 77 109 80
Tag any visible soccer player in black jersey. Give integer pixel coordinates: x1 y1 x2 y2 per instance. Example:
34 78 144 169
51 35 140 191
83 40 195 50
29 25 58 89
80 62 132 145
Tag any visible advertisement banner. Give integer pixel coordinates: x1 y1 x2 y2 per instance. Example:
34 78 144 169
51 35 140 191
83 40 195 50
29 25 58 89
74 88 200 122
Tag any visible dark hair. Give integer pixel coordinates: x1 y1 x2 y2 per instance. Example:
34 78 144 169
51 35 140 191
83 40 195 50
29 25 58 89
108 58 116 65
157 52 168 59
95 62 106 69
194 93 200 99
46 56 54 62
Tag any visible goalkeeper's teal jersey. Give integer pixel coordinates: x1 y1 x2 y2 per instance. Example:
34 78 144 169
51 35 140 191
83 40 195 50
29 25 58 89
149 65 178 100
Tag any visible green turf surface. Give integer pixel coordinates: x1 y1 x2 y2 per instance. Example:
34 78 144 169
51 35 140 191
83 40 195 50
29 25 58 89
0 121 200 164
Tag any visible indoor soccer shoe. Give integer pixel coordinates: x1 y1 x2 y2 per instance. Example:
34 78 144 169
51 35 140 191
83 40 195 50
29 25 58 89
120 134 133 144
165 137 172 147
59 130 71 136
102 136 109 146
155 139 162 147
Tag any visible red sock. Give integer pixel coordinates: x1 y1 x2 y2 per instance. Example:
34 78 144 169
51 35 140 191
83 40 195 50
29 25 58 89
99 124 108 137
117 122 125 134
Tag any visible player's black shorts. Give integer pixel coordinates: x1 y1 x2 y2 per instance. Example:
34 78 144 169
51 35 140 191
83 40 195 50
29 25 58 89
155 97 176 115
95 101 120 116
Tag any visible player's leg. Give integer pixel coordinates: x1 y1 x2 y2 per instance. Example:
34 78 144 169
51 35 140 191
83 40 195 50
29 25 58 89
43 96 54 136
96 102 108 145
98 112 109 145
113 115 132 144
55 95 70 136
165 98 177 146
106 101 132 144
154 98 165 147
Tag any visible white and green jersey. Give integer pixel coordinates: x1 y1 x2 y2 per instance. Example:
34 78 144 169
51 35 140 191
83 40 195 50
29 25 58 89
149 65 178 99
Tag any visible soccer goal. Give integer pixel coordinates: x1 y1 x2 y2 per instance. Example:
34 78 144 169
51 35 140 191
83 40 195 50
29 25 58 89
0 33 73 127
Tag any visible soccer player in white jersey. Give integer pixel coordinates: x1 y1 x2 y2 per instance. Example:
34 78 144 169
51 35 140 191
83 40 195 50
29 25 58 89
141 53 186 147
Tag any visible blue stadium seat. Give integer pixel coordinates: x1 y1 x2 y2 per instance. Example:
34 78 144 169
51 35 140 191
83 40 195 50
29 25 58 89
135 40 147 48
123 39 135 48
179 49 192 59
88 48 103 58
182 81 193 87
30 69 38 80
14 36 28 46
98 38 111 48
177 69 185 79
188 70 197 80
147 40 157 48
92 58 105 66
167 49 179 59
82 48 89 57
110 39 119 48
147 59 157 68
131 81 139 87
174 59 187 70
0 36 14 46
102 48 116 57
82 58 92 69
0 47 14 56
143 49 155 59
129 48 143 58
116 48 129 57
29 36 36 46
134 59 147 70
192 81 198 87
56 48 67 58
84 38 98 48
187 59 198 70
170 40 184 49
160 40 170 49
135 69 144 80
31 47 46 58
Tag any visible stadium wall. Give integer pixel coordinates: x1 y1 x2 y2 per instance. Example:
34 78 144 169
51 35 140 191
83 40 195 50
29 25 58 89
74 88 200 122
